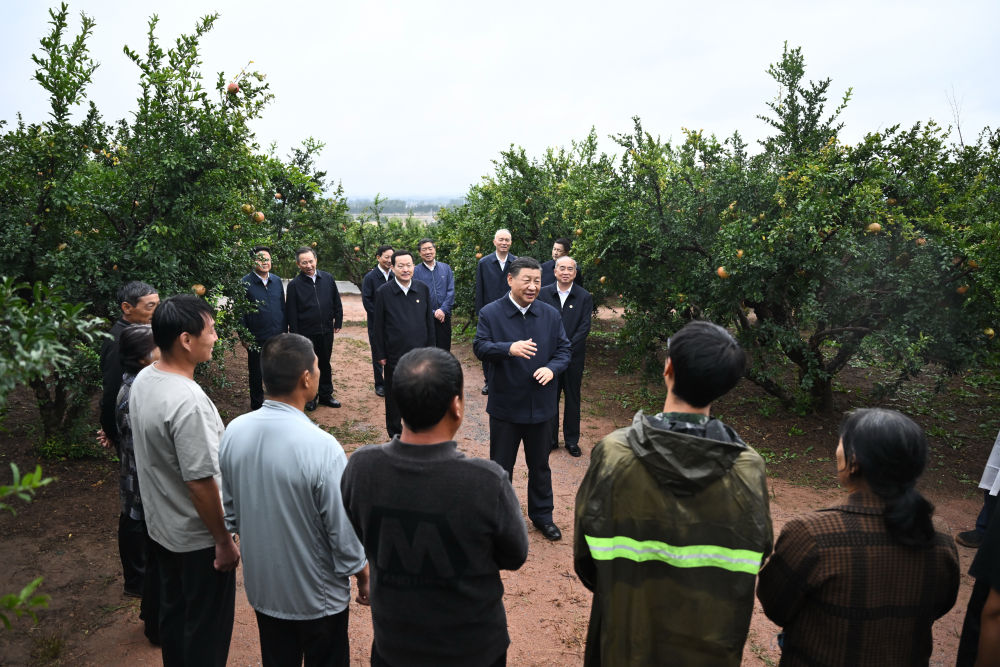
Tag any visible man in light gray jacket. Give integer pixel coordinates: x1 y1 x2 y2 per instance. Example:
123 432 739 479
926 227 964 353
221 333 369 666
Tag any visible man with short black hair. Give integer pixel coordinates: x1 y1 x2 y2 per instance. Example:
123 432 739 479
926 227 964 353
221 333 369 667
414 237 455 351
341 347 528 667
373 250 435 439
130 294 239 667
100 280 159 450
362 245 394 397
240 246 286 411
574 320 772 666
539 255 592 457
474 256 571 541
474 228 517 395
286 246 343 410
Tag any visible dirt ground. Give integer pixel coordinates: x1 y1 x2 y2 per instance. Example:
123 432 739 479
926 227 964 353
0 294 990 666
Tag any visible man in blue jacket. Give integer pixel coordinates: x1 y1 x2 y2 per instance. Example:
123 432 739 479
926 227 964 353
240 246 286 411
474 228 516 395
414 238 455 351
474 257 571 541
286 246 343 411
539 255 592 457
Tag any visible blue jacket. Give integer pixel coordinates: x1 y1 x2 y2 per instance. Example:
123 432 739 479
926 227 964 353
413 261 455 315
474 296 571 424
241 272 286 343
474 252 517 314
286 270 343 335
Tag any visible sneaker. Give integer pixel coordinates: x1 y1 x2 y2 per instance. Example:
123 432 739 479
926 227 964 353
955 529 984 548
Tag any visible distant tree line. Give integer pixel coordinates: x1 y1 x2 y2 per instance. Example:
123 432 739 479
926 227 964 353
347 198 465 215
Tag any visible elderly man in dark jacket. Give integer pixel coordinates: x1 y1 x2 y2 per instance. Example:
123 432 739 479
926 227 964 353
99 280 159 450
373 250 435 438
240 246 286 411
285 246 343 410
474 257 571 542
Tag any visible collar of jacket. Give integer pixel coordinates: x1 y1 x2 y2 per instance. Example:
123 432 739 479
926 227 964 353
823 491 886 516
501 295 537 318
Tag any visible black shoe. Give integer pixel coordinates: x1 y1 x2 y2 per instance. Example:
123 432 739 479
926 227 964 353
481 384 489 395
566 443 582 457
123 586 143 599
374 386 385 397
533 522 562 541
305 400 317 412
956 529 984 548
318 396 342 408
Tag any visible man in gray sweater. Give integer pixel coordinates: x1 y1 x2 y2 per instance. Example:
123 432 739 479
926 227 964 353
341 347 529 667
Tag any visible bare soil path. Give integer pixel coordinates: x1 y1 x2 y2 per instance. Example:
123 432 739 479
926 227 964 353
0 294 985 665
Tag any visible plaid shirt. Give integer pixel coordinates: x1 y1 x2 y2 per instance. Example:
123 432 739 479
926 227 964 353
756 491 959 666
115 373 143 521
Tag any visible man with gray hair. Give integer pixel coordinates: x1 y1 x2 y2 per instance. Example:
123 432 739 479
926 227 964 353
221 333 368 666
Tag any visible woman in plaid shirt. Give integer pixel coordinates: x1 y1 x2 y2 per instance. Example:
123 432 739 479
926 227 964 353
757 408 960 666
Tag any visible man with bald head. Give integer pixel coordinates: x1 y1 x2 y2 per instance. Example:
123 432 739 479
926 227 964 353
474 228 517 395
539 255 592 457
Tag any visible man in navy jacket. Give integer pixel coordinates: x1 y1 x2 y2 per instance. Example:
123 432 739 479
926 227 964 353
539 255 592 457
474 257 571 541
240 246 287 411
285 246 343 410
474 228 517 395
373 250 435 438
540 237 584 288
362 245 394 397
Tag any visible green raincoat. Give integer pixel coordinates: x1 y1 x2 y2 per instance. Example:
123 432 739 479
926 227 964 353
574 411 773 666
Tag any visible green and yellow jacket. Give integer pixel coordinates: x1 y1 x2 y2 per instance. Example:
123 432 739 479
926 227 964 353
574 411 773 666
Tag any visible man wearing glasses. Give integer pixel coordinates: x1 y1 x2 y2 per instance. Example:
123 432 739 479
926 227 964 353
240 246 287 411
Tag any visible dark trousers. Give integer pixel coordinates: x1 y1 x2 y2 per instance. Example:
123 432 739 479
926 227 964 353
248 345 264 410
141 533 161 644
305 332 335 399
119 513 147 593
371 644 505 667
367 323 384 388
383 363 401 438
975 489 998 534
154 542 236 667
550 357 584 448
433 313 452 351
489 417 553 524
255 608 350 667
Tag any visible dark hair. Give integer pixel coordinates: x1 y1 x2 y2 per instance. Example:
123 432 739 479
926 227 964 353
668 320 745 407
392 347 463 432
251 245 272 257
509 256 541 277
295 246 317 261
261 334 317 397
840 408 935 547
119 325 156 375
417 238 436 249
117 281 157 308
376 244 394 257
151 294 214 352
554 237 572 252
392 250 413 266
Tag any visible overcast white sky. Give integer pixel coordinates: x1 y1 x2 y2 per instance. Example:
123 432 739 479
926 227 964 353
2 1 997 200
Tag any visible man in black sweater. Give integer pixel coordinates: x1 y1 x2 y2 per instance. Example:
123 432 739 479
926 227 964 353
285 246 343 410
341 347 529 667
372 250 435 438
